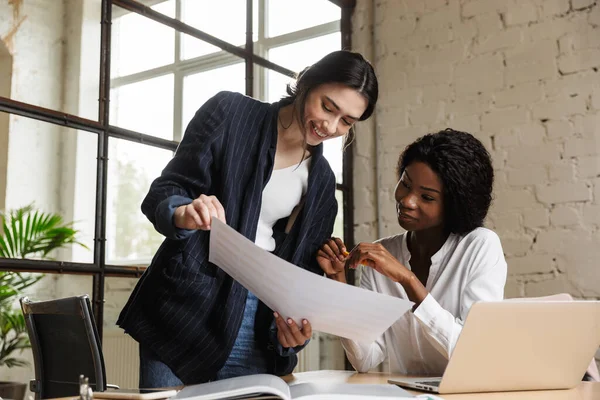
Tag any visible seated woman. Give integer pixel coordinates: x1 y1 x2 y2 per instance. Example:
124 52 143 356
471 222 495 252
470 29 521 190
317 128 507 376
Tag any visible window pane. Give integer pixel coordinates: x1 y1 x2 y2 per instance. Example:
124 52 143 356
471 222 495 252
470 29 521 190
182 63 246 135
2 1 101 120
333 190 344 239
0 114 96 263
106 138 173 265
267 33 341 74
266 68 293 103
110 74 174 139
181 0 255 60
267 0 340 37
111 1 176 77
323 136 344 183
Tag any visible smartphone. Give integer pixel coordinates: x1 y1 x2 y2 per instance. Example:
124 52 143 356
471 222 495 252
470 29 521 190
93 388 179 400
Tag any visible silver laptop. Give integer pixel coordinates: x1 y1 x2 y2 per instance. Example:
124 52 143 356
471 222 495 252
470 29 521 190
389 300 600 394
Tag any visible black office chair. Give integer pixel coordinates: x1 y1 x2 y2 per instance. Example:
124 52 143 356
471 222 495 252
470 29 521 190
20 295 118 400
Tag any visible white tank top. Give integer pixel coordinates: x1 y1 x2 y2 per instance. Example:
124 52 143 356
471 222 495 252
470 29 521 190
255 157 311 251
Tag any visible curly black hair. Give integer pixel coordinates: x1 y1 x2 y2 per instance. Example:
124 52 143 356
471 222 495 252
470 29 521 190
396 128 494 235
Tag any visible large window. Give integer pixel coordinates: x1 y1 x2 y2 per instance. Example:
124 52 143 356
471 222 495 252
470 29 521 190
108 0 344 265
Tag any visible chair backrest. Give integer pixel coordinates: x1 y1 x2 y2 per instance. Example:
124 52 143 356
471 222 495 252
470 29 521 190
20 295 107 400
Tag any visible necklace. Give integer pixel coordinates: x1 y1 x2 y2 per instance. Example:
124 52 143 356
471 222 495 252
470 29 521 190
278 104 295 130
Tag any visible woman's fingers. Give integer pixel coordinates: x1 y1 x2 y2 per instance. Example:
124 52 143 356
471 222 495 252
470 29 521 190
332 237 348 258
299 319 312 339
274 312 294 347
346 243 378 269
184 204 204 229
345 246 360 269
209 195 226 223
190 199 210 228
327 238 346 262
189 195 228 230
274 312 311 348
317 238 350 277
321 242 338 262
316 249 337 276
173 195 226 230
286 317 311 345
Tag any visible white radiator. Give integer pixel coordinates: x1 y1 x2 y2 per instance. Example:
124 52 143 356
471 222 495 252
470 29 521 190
295 332 321 372
102 329 140 389
102 329 321 384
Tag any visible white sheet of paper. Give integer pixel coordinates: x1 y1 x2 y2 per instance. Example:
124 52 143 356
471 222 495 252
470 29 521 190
208 219 413 343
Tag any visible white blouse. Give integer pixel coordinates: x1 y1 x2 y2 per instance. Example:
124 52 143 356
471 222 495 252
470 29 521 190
254 157 310 251
341 227 507 376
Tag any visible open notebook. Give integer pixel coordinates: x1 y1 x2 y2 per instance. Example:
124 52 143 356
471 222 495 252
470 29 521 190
170 374 413 400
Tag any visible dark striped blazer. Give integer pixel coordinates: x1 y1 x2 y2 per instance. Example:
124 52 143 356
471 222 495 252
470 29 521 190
117 91 338 384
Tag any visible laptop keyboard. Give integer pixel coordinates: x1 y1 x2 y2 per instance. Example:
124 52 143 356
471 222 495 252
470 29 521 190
416 380 441 387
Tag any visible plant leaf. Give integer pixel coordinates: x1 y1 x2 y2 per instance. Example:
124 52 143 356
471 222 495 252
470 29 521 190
0 204 88 368
1 205 86 260
2 219 14 259
0 236 9 258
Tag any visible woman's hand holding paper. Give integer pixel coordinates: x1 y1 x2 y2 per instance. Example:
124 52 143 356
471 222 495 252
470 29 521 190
273 312 312 348
317 237 349 283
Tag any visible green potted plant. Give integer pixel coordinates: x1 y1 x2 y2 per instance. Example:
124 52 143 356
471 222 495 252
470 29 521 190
0 204 87 400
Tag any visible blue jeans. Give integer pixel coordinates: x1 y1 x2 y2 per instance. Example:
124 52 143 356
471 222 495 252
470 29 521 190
139 292 268 386
139 344 183 389
216 292 269 380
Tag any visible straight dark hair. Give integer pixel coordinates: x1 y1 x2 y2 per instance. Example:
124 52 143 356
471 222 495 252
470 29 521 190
280 50 378 148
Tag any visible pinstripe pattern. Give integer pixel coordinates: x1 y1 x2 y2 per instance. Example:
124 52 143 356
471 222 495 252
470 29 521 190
117 91 338 384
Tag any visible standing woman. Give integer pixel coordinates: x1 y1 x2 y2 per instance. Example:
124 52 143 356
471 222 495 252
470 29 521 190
318 129 507 376
117 50 378 387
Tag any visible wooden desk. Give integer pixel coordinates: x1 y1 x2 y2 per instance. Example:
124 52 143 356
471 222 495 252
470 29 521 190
284 370 600 399
53 371 600 400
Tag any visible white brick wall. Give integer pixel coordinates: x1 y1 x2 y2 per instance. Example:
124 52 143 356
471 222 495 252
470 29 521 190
353 0 600 301
0 0 64 213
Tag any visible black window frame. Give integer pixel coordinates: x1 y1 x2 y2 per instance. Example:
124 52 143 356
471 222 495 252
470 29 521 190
0 0 357 337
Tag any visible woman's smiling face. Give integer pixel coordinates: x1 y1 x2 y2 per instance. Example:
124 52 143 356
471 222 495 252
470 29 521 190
302 83 367 146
